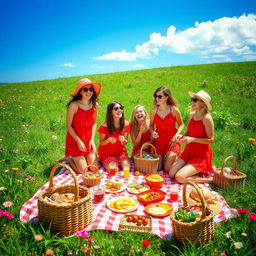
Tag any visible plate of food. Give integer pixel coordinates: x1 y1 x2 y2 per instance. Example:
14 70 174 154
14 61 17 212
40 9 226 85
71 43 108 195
127 183 150 194
104 180 127 193
145 203 173 218
106 196 139 213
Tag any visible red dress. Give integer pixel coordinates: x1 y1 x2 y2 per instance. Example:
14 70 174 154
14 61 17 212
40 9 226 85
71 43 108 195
131 129 151 157
179 116 213 174
98 124 130 164
65 106 96 157
153 107 181 156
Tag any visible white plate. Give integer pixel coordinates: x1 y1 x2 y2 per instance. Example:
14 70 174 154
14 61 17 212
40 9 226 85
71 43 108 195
126 183 150 194
104 181 127 193
106 196 139 213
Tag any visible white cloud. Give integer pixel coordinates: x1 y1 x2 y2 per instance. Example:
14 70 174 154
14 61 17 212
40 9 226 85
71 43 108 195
242 55 256 61
94 14 256 61
61 63 75 67
130 64 145 69
224 58 233 62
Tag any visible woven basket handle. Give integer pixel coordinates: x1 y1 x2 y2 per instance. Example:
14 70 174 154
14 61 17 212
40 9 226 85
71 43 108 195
139 142 157 159
221 155 238 175
48 163 79 201
183 181 206 221
84 164 99 173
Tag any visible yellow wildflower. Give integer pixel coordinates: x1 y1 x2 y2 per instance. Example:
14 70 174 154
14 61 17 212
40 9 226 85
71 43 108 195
11 167 19 171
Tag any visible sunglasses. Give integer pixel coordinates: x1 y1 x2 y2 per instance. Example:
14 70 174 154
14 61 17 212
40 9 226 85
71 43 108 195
83 87 94 92
155 95 164 99
191 97 202 103
113 106 124 111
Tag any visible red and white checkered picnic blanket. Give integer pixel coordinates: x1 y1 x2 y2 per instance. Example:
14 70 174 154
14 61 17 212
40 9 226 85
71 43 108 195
19 165 237 239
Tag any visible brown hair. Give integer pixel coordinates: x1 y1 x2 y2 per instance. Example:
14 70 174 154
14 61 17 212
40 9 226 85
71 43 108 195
106 101 125 134
130 105 148 137
153 86 178 107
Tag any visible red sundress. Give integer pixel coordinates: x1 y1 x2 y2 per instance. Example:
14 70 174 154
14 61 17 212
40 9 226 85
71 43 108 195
65 106 96 157
179 116 213 174
153 107 181 156
131 129 151 157
98 125 130 163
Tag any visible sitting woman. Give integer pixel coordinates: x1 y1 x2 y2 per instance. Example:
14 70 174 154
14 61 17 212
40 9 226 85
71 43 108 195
150 86 184 172
169 90 214 183
65 78 101 174
98 101 130 172
130 105 152 158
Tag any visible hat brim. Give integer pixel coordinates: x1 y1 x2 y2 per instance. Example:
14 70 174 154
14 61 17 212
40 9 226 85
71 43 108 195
186 189 222 216
188 91 212 111
71 82 101 97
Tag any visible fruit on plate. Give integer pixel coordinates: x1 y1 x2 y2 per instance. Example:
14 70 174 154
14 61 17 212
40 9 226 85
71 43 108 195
109 198 137 210
105 181 123 191
146 174 164 182
83 171 101 179
134 171 140 176
127 183 150 193
139 191 163 201
126 215 148 226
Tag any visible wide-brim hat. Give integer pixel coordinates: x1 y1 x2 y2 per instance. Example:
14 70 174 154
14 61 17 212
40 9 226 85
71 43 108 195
188 90 212 110
185 189 222 216
70 78 101 97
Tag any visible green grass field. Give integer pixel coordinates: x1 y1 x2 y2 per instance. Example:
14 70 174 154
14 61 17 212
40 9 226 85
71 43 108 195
0 61 256 255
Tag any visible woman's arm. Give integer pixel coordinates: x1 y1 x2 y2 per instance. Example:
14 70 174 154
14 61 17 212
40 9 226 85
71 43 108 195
173 107 185 137
89 104 98 152
99 132 116 146
66 103 86 151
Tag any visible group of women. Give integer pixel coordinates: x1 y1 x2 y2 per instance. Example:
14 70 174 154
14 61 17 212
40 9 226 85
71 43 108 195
63 78 214 184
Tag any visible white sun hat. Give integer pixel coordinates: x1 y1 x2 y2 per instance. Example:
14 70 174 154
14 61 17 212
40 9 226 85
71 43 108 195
188 90 212 111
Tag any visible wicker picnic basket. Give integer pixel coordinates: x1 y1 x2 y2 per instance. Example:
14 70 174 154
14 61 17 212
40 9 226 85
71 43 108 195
213 156 246 189
170 181 214 246
38 163 92 235
134 143 160 174
82 164 102 187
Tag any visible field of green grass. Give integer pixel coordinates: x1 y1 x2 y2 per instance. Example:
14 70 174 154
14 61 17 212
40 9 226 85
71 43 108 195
0 61 256 255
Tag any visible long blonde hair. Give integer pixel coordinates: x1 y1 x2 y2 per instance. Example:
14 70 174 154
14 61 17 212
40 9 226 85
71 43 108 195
130 105 148 137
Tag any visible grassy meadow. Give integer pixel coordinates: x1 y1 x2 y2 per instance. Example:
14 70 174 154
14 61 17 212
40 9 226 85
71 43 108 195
0 61 256 255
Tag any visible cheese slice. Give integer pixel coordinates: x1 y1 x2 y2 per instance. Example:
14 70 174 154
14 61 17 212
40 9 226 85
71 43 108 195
148 206 167 215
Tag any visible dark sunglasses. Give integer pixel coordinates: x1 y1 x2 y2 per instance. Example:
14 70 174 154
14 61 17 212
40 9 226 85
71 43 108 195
83 87 94 92
155 95 164 99
113 106 124 111
191 97 202 102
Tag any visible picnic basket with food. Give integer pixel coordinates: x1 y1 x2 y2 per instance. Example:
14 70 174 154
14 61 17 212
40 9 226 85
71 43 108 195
145 173 165 189
213 155 246 189
82 164 102 187
37 163 92 235
134 143 160 174
136 188 166 206
170 181 214 246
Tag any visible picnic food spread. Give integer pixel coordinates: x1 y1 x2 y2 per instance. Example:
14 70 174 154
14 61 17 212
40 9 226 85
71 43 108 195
104 181 126 192
127 183 150 194
175 206 203 223
83 171 101 179
146 174 164 182
145 203 173 217
107 196 139 213
47 192 80 205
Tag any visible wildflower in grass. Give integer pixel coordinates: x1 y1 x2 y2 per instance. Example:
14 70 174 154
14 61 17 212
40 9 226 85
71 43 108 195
26 175 32 181
11 167 19 171
0 186 6 191
45 249 54 255
241 233 247 237
3 201 13 208
237 208 248 214
235 141 239 144
93 245 100 249
67 251 73 255
248 138 255 142
51 135 57 140
75 230 90 238
248 213 256 221
0 210 14 219
17 180 22 183
225 231 232 238
4 169 10 173
0 145 4 150
220 252 227 256
234 242 243 249
142 240 151 248
87 237 94 243
34 234 43 241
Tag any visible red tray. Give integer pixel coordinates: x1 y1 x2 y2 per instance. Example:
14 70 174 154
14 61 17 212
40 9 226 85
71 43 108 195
136 188 166 206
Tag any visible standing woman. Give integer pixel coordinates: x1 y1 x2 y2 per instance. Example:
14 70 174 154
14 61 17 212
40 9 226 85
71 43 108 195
98 101 130 172
150 87 184 172
65 78 101 174
169 90 214 183
130 105 152 157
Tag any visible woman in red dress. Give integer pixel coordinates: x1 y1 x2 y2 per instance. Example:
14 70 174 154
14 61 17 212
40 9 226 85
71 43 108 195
130 105 152 157
98 101 130 172
150 87 184 172
169 90 214 183
65 78 101 174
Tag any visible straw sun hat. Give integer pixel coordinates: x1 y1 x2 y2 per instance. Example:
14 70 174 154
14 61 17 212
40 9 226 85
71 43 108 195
70 78 101 97
188 90 212 110
185 185 222 216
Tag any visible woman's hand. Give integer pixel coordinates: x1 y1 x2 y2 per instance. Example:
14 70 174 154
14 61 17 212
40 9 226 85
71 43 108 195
152 130 159 139
77 140 86 152
108 137 117 144
179 136 194 144
170 135 178 148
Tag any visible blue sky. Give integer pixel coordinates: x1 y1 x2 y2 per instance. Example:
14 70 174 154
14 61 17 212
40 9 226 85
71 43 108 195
0 0 255 83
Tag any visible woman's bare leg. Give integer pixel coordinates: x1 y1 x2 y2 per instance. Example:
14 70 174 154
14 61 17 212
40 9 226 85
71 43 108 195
164 152 178 173
169 159 186 179
85 153 99 172
72 156 88 174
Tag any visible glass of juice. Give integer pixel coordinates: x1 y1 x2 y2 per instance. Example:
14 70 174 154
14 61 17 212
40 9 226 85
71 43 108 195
123 168 130 178
108 163 118 176
93 185 105 203
170 186 179 202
